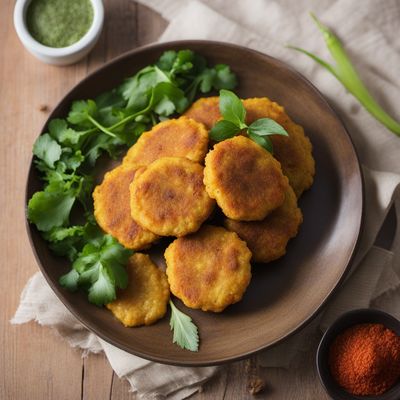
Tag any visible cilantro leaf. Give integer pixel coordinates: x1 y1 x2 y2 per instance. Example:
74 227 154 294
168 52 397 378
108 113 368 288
169 50 194 76
156 50 177 71
67 100 98 128
151 82 189 115
27 182 76 232
83 133 123 167
120 66 171 110
43 224 86 261
48 119 91 149
95 89 126 127
28 49 238 313
60 149 85 171
88 265 116 305
209 120 241 141
213 64 237 90
169 300 199 352
59 269 80 291
61 235 132 306
248 118 289 137
219 89 247 129
33 134 62 169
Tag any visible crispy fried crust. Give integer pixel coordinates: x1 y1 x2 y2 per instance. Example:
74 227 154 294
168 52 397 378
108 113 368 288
107 253 170 327
243 98 315 197
183 97 221 129
225 186 303 263
123 116 209 166
93 164 158 250
165 225 252 312
130 157 215 237
185 96 315 197
204 136 288 221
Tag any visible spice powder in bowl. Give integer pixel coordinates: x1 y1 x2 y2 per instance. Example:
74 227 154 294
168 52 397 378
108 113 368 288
329 323 400 396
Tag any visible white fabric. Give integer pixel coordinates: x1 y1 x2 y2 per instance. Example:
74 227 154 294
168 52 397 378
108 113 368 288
11 272 218 400
12 0 400 398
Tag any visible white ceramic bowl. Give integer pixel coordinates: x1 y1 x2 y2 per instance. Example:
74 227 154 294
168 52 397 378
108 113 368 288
14 0 104 66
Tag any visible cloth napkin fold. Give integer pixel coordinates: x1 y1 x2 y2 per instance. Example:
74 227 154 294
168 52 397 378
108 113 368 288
13 0 400 398
11 272 218 400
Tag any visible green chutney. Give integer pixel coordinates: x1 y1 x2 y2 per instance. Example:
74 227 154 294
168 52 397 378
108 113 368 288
27 0 94 48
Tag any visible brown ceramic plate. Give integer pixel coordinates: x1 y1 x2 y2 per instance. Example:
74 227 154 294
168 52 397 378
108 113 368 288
26 40 363 366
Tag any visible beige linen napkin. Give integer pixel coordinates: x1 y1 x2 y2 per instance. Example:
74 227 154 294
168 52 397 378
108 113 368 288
13 0 400 398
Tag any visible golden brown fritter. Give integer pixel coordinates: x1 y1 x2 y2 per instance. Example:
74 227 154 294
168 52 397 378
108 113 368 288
243 98 315 197
93 164 158 250
107 253 170 327
123 116 209 166
165 225 252 312
185 96 315 197
204 136 289 221
183 96 221 130
225 186 303 263
130 157 215 237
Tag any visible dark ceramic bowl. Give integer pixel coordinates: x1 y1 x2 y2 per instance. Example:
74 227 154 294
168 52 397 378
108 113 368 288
317 309 400 400
26 40 364 366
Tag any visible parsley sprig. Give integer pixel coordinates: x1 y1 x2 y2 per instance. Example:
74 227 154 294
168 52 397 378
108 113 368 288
210 90 289 152
169 300 199 352
28 50 237 308
60 232 133 306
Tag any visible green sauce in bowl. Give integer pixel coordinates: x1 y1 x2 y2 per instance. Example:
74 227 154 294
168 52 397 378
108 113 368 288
26 0 94 48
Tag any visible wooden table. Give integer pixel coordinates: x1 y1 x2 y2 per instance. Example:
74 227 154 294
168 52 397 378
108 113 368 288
1 1 338 398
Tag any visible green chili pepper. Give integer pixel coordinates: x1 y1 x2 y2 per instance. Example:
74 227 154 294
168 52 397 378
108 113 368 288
288 13 400 137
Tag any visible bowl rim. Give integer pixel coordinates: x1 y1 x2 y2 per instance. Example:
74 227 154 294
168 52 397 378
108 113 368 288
316 308 400 400
24 39 365 366
13 0 104 57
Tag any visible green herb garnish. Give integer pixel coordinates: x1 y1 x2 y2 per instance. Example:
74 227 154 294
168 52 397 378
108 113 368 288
28 49 237 309
288 13 400 137
210 89 289 152
60 233 132 306
169 300 199 352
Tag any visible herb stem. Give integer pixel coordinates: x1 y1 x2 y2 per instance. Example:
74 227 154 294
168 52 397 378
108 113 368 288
87 115 117 138
289 13 400 137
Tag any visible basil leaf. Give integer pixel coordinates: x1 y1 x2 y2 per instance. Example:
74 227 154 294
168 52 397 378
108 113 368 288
209 120 241 141
219 89 247 128
248 132 273 153
248 118 288 137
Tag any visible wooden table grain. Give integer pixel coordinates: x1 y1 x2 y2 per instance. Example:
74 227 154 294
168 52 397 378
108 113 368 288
1 1 330 398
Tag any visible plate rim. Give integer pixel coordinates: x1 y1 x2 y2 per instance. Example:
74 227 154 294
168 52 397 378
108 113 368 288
24 39 365 366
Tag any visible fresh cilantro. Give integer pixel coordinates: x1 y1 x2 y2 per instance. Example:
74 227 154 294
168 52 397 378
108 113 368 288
169 300 199 352
59 269 80 292
28 49 238 317
27 182 76 232
60 234 133 306
48 119 92 149
44 224 86 261
33 133 62 168
67 100 98 129
209 90 289 152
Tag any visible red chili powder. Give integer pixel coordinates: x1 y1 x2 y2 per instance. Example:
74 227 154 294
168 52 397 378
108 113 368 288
329 323 400 395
